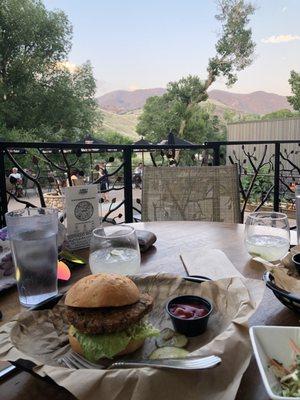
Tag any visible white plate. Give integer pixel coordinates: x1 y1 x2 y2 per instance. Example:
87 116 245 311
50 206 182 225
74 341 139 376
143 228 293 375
250 326 300 400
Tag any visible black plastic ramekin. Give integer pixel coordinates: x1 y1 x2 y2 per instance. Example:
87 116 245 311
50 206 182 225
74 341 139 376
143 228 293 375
166 295 213 337
292 253 300 274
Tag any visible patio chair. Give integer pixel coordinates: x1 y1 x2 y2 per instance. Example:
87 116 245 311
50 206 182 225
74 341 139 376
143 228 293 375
141 165 241 223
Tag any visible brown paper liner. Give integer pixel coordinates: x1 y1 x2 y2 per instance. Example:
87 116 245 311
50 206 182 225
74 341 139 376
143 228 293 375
0 274 265 400
262 245 300 293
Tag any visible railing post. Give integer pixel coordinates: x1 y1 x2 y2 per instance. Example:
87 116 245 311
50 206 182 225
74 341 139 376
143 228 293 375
0 146 8 227
123 146 133 223
274 142 280 212
212 143 220 166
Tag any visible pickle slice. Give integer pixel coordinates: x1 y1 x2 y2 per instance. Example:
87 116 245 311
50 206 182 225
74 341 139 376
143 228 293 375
156 330 188 348
149 347 189 360
159 328 175 341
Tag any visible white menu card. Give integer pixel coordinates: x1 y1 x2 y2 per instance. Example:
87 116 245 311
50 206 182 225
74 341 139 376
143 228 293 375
65 185 100 250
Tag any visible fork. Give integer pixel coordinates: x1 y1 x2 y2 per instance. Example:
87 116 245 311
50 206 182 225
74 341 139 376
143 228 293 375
58 351 221 371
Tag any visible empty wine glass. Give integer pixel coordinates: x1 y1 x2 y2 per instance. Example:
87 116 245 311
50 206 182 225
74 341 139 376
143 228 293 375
244 212 290 262
89 225 140 275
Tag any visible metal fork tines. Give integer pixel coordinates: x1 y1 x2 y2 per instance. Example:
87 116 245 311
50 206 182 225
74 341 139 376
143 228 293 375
59 352 105 370
110 355 221 370
59 351 221 371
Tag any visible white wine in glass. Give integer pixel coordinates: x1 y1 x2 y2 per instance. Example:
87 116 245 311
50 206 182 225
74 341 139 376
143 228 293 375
245 212 290 262
89 225 141 275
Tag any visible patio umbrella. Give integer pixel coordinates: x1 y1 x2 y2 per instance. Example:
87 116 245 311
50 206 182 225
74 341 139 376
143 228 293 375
75 134 110 181
133 137 152 164
157 131 195 164
133 138 151 146
5 148 26 155
0 137 26 154
81 133 108 146
157 131 194 146
41 139 72 154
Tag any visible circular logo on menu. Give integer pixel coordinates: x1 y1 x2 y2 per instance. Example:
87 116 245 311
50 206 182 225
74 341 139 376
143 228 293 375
74 201 94 221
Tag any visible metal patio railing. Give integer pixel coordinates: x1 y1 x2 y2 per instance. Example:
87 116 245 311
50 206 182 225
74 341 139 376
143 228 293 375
0 139 299 227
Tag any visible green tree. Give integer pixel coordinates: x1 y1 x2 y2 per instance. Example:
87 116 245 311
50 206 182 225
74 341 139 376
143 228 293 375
137 0 255 139
95 130 135 162
0 0 100 137
97 131 133 145
287 70 300 111
261 109 297 120
136 93 225 144
136 96 183 142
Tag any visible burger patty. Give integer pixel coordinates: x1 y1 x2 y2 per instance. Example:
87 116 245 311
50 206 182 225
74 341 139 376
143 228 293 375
65 293 153 335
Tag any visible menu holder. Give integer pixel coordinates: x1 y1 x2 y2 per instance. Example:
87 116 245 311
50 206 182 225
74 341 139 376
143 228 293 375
65 185 100 250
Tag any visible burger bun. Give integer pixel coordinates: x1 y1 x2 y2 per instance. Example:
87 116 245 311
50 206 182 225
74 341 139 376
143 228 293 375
65 273 140 308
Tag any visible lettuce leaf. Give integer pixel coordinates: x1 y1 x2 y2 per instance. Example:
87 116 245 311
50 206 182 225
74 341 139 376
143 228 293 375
70 321 159 362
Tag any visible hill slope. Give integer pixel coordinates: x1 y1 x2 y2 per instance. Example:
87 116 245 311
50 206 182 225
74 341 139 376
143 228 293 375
100 109 140 139
98 88 166 113
208 90 291 115
97 88 291 115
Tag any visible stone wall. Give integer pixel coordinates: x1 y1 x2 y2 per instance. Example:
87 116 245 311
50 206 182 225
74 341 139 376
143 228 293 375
44 192 65 211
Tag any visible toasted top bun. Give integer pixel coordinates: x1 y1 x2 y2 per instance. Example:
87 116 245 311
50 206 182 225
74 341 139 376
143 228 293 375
65 273 140 308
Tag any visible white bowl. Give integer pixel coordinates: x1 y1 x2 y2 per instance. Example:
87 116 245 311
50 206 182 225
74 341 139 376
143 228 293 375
250 326 300 400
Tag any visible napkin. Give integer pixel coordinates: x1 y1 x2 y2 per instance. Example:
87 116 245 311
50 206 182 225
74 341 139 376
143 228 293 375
180 248 243 280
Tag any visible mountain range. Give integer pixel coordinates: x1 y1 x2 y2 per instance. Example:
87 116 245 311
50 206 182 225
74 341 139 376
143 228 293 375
97 88 291 115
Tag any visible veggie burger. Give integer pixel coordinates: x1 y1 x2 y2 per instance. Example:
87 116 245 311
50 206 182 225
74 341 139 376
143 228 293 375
65 273 158 362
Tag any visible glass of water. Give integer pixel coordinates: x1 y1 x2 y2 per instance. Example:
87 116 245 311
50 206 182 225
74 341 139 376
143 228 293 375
245 211 290 262
5 208 58 307
89 225 140 275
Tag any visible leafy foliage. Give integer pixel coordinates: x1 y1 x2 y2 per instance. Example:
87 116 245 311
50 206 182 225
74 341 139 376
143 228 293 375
97 130 133 145
261 109 298 120
136 90 226 144
0 0 100 137
137 0 255 140
241 165 273 202
208 0 255 87
287 71 300 112
136 95 182 142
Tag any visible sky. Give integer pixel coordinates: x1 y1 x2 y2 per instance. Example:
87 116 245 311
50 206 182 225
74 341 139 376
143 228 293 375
44 0 300 96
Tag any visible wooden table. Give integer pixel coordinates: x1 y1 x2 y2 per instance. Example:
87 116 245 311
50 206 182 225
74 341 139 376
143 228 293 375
0 221 299 400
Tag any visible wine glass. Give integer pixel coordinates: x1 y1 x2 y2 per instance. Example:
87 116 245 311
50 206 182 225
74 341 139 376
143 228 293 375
244 212 290 262
89 225 140 275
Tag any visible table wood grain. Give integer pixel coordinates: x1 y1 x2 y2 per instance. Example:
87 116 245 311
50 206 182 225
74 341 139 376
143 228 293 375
0 221 298 400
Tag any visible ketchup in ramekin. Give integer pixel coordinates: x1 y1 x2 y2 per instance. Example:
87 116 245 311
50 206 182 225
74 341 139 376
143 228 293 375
166 295 213 336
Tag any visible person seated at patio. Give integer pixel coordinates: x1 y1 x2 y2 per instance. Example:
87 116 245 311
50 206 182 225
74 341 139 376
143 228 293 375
289 181 297 192
69 169 85 186
135 163 143 176
9 167 23 197
133 163 143 188
92 164 101 181
99 161 109 202
70 169 78 186
76 170 86 186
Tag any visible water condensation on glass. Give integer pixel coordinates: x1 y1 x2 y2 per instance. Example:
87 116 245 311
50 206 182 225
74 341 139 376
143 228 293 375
5 208 58 307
